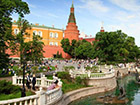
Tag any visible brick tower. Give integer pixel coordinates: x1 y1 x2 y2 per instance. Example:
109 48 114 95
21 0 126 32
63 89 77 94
64 1 79 42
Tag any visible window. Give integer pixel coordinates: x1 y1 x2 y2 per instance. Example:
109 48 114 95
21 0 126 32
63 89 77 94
33 30 37 35
14 29 19 35
38 31 42 37
49 42 53 46
54 33 58 38
50 32 53 38
54 42 58 46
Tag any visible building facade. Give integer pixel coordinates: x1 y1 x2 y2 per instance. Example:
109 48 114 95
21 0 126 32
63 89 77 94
9 2 103 58
12 22 64 46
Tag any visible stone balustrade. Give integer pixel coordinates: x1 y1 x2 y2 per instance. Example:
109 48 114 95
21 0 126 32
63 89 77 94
0 87 63 105
0 95 39 105
0 75 63 105
45 87 62 105
12 74 54 88
71 71 115 79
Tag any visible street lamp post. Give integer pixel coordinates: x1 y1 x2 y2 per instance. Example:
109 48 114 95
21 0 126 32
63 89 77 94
21 60 26 97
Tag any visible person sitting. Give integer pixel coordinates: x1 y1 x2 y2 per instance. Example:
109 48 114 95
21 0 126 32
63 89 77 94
47 80 59 91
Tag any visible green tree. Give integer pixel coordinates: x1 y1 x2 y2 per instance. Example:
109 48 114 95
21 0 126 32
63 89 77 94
0 0 30 69
61 38 94 59
11 17 31 65
25 34 44 65
75 41 94 59
93 30 140 63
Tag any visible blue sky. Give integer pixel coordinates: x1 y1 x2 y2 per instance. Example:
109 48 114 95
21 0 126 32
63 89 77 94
12 0 140 46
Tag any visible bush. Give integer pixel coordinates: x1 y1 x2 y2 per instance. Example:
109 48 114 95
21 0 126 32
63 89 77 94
57 71 72 82
75 76 82 84
0 80 21 94
63 66 75 72
0 80 34 100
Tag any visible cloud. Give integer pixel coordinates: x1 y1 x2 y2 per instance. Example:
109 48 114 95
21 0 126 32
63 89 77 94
106 22 140 46
78 0 109 13
113 11 136 22
47 13 59 18
23 0 37 8
109 0 140 11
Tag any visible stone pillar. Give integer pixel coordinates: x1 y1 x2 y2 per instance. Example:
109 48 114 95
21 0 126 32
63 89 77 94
36 89 46 105
12 74 17 85
41 75 47 87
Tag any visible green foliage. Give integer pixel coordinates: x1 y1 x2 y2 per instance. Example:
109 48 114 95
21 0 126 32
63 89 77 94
0 80 34 100
63 66 75 72
0 0 30 70
85 66 98 73
62 81 86 93
61 38 94 59
93 30 140 63
24 34 45 65
0 80 21 94
75 76 82 84
57 71 71 81
55 51 63 58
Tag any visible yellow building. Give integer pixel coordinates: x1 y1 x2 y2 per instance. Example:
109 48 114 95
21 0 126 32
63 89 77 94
12 21 64 46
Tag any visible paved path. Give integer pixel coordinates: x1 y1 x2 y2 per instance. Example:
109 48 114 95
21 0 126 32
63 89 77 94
0 77 12 81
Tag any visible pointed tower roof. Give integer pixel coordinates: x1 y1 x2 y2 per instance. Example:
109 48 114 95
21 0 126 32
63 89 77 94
68 1 76 23
71 0 74 8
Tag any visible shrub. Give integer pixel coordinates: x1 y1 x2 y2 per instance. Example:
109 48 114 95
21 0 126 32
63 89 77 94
0 80 21 94
57 71 72 82
75 76 82 84
63 66 75 72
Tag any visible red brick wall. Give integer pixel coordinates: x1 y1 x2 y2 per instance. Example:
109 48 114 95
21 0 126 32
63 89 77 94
6 45 71 59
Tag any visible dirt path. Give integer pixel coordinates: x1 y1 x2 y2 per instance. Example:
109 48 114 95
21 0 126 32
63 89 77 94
0 77 12 81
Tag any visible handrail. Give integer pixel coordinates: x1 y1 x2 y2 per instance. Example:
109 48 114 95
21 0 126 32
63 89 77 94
0 95 39 105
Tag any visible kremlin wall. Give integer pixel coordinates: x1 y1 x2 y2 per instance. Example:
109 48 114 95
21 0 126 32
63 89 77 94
9 2 104 59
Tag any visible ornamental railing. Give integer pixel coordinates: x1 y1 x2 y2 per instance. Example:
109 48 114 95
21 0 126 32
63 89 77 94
12 74 53 88
71 71 115 79
0 75 63 105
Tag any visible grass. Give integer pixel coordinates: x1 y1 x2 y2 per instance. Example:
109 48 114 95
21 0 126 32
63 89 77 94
45 75 87 93
62 82 86 93
0 90 34 101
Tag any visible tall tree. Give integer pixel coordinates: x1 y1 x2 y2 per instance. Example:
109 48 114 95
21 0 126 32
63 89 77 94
93 30 140 63
61 38 94 59
24 34 44 65
0 0 30 69
11 17 31 65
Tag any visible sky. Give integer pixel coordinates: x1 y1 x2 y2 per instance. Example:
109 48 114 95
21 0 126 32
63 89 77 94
12 0 140 46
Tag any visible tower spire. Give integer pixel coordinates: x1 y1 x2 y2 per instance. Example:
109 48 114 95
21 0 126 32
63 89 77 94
100 21 104 32
71 0 74 8
68 1 76 23
64 2 79 42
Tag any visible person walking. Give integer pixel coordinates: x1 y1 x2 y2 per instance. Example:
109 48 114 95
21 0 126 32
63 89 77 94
32 74 36 90
26 73 31 89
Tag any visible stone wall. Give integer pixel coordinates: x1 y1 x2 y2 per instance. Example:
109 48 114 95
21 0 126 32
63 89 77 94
87 74 117 91
53 75 117 105
115 68 128 77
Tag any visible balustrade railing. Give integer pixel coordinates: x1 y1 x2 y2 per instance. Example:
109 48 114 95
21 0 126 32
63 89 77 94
0 95 39 105
0 75 63 105
73 71 115 79
12 74 53 88
45 87 62 105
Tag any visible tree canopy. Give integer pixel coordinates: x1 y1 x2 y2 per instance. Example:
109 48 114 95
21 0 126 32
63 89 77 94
0 0 30 69
94 30 140 63
61 30 140 64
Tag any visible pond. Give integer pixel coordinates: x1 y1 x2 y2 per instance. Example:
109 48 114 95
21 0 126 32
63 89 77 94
69 74 140 105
